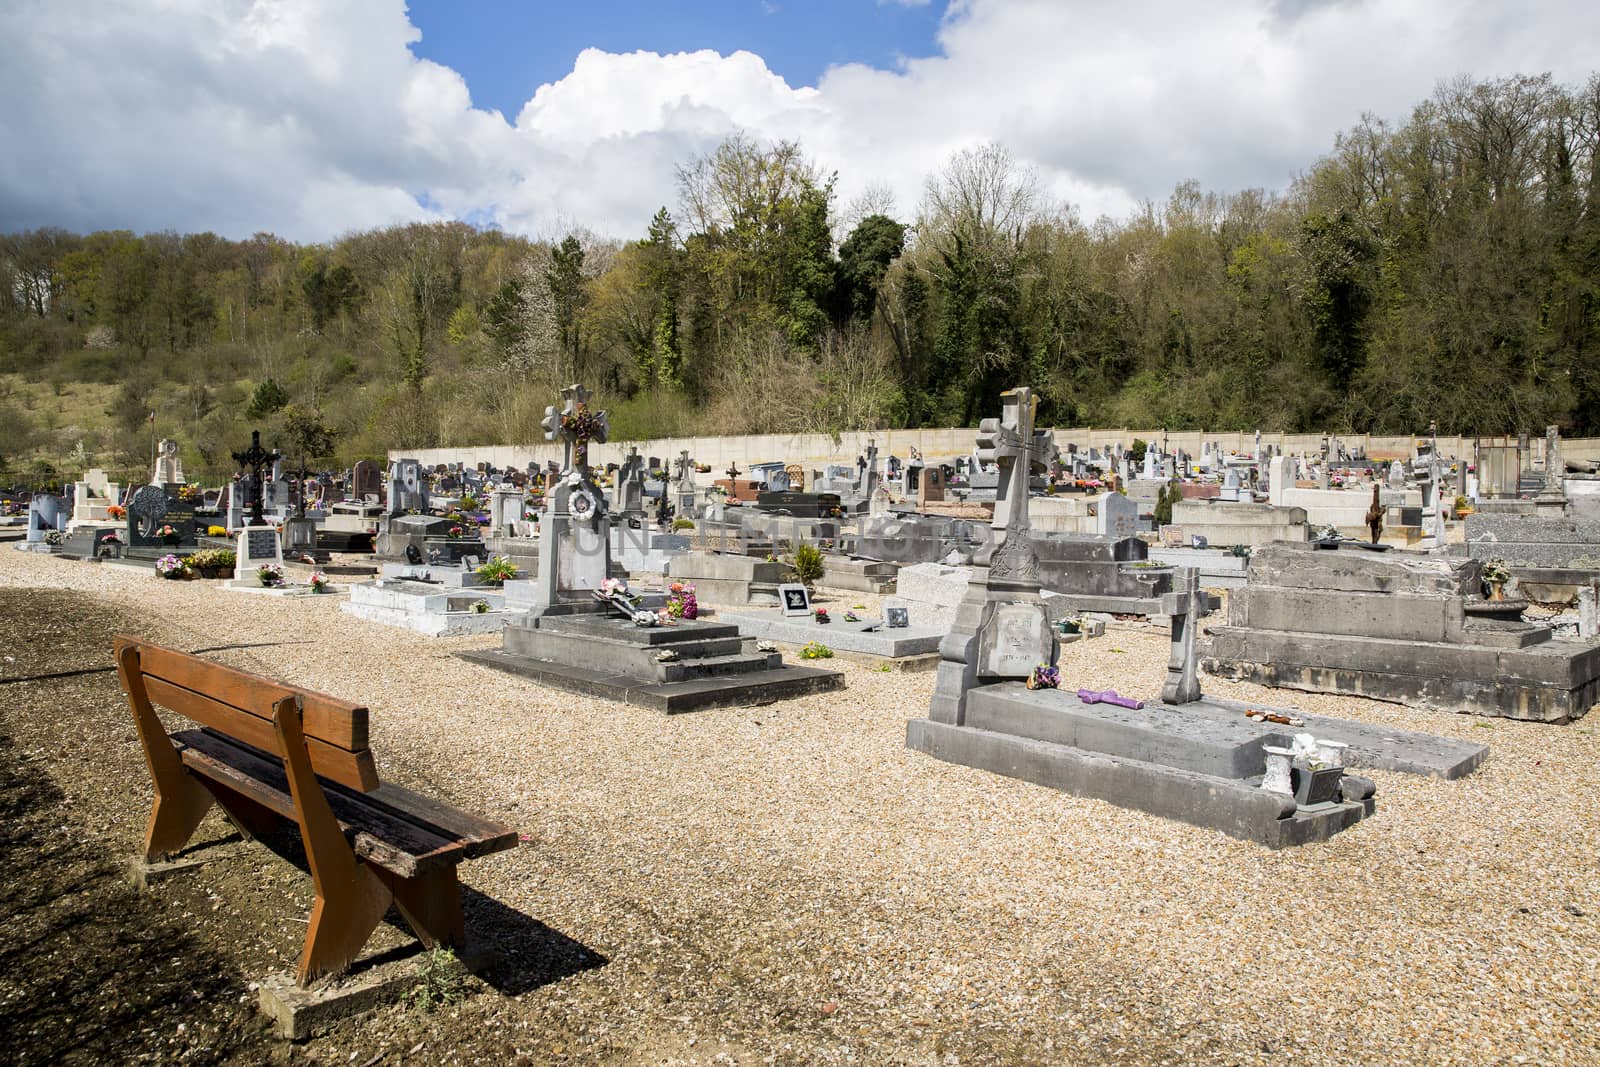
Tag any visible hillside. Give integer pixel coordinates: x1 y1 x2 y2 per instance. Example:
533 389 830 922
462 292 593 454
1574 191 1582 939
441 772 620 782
2 72 1597 490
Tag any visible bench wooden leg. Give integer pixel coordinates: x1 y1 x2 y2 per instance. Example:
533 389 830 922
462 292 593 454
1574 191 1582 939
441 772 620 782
118 643 216 861
143 771 215 862
384 866 466 949
298 864 393 984
273 694 395 985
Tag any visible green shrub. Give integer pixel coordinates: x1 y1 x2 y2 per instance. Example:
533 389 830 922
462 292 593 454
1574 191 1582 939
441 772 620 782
671 517 695 531
1153 479 1179 526
476 555 518 583
791 542 824 587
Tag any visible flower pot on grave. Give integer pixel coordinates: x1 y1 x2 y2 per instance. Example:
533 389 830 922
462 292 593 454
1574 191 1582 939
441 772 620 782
1486 581 1507 602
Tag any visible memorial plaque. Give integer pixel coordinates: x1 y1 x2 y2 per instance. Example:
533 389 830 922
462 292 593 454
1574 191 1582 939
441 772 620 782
778 583 812 616
979 602 1050 677
885 607 909 628
247 528 277 559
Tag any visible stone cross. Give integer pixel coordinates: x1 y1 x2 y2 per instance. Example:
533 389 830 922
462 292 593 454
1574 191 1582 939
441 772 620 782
1160 567 1203 704
977 386 1054 583
1537 425 1568 515
230 430 280 527
674 450 695 489
540 383 608 475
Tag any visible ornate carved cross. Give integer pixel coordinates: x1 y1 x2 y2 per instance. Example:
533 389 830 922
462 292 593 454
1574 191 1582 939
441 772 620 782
540 383 608 475
230 430 280 527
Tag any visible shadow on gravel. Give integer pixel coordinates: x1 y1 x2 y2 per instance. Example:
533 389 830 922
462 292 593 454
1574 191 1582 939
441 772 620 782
231 825 610 998
0 732 273 1065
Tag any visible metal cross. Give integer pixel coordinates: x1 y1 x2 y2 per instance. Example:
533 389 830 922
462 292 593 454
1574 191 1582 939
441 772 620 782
230 430 280 527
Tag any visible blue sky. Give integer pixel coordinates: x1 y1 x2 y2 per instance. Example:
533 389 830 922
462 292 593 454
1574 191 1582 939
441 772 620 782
407 0 949 118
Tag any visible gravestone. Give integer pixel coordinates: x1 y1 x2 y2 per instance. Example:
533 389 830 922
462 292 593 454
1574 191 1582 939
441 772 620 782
282 515 317 556
230 431 280 527
234 525 283 581
1535 425 1568 516
490 488 524 537
352 460 381 501
673 451 698 519
69 469 121 527
26 494 66 542
929 385 1058 724
918 466 946 506
386 458 429 516
1160 567 1203 704
615 446 645 516
527 383 614 616
153 438 185 486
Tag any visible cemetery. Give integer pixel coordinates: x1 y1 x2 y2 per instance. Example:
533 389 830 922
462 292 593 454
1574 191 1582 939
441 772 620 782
4 388 1600 1060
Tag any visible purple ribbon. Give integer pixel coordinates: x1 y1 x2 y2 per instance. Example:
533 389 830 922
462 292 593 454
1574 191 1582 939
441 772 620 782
1077 688 1144 709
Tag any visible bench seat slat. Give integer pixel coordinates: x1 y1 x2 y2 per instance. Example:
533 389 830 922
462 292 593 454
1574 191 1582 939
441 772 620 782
175 729 468 878
129 638 368 750
346 780 520 858
147 676 379 792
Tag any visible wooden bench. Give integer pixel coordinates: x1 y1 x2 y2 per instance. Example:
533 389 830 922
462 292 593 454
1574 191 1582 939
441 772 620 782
114 635 517 985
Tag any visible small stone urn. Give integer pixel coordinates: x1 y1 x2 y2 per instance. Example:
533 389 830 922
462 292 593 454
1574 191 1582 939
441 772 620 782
1315 739 1350 768
1261 746 1296 795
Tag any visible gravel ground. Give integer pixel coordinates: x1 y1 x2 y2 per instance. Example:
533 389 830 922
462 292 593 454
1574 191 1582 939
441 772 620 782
2 546 1598 1065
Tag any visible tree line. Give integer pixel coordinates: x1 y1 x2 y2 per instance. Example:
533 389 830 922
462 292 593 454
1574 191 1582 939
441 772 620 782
1 71 1596 486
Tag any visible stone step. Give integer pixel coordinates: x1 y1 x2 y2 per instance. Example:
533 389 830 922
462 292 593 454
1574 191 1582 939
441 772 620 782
535 613 743 645
657 650 781 683
457 648 843 713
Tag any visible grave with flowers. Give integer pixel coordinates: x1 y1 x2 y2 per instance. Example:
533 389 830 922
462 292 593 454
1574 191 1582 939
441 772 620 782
459 383 844 712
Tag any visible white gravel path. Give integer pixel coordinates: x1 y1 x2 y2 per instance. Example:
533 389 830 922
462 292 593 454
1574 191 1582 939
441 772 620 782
3 546 1597 1065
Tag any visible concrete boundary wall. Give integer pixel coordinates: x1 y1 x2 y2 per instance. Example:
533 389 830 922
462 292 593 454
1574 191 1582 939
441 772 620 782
395 429 1600 470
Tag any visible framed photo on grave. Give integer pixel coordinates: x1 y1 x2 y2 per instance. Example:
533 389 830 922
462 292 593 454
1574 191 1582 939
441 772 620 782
778 583 812 617
885 607 909 629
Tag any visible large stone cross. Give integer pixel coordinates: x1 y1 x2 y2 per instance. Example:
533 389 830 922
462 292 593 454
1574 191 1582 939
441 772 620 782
541 383 608 475
978 386 1054 540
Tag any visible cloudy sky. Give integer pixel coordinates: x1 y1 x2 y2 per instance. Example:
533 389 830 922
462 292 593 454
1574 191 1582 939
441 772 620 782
1 0 1595 243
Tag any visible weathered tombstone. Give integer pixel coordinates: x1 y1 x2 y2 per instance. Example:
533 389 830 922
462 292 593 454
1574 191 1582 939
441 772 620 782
615 446 645 515
929 386 1058 724
1535 425 1568 516
1094 491 1139 538
1579 581 1599 639
1160 567 1203 704
152 438 185 486
673 450 697 519
489 488 524 537
527 383 612 616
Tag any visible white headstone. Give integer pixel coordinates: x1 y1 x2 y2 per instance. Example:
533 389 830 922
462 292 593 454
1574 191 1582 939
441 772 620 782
234 526 283 581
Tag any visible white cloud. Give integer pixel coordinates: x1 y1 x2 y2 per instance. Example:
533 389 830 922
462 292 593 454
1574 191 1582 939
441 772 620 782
0 0 1596 242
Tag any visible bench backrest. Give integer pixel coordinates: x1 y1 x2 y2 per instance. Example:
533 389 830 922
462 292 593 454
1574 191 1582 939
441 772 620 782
114 635 379 791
